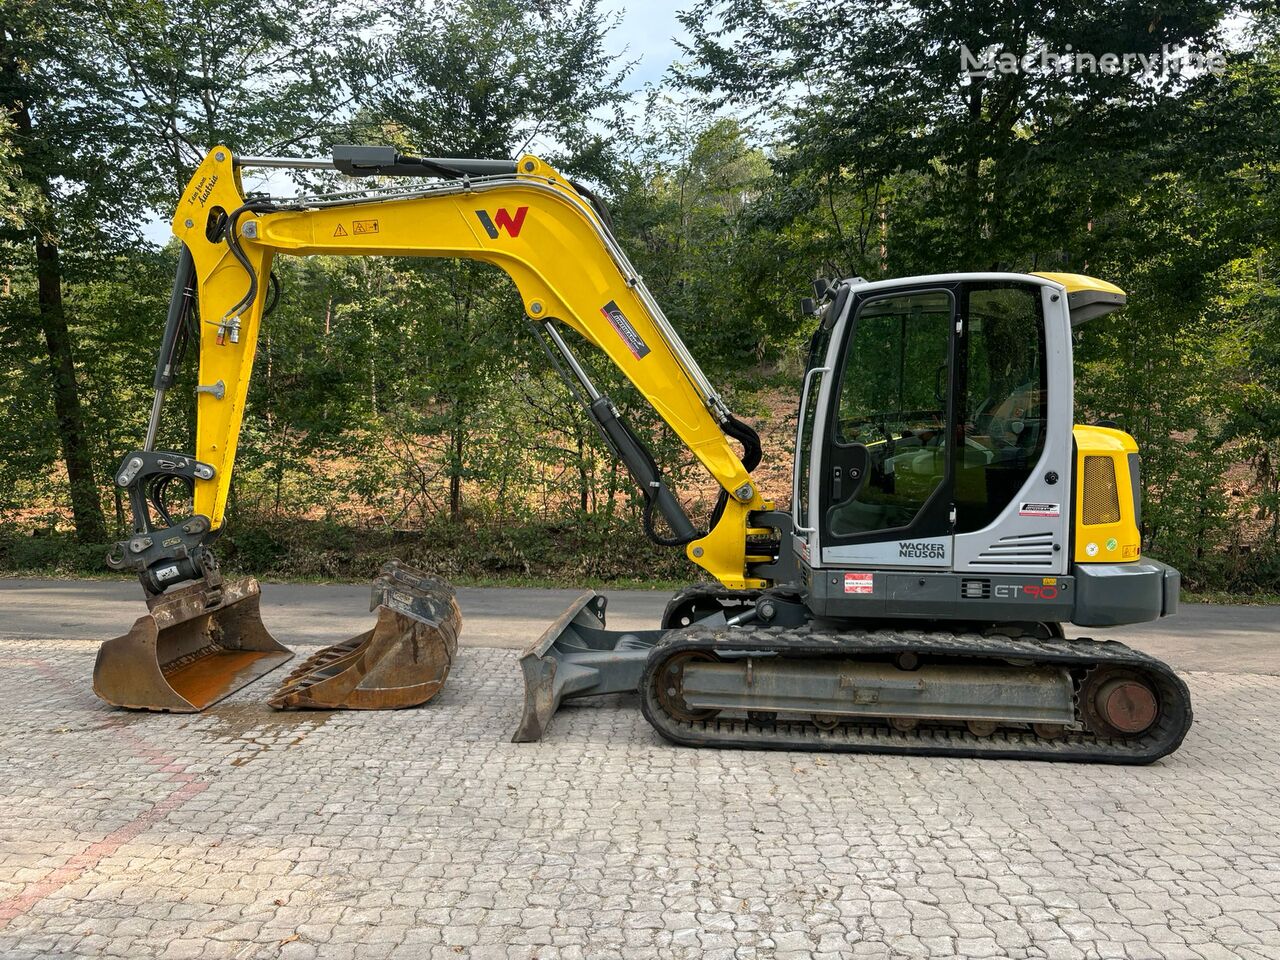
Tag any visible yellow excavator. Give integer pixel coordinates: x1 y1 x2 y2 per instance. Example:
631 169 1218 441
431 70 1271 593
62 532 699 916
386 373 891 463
96 144 1192 763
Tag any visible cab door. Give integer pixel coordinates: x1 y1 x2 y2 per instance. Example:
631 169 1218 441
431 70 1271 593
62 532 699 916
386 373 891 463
819 286 958 568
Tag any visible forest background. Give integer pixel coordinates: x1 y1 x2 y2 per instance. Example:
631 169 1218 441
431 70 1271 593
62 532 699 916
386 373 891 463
3 0 1278 598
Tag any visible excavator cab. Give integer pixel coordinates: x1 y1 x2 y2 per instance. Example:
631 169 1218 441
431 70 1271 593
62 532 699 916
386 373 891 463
792 272 1176 628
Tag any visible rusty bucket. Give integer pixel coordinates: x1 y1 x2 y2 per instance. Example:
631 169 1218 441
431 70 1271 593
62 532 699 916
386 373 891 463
93 577 293 712
267 560 460 710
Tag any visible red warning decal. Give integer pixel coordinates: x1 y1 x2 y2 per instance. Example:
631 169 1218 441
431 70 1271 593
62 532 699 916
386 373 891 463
843 572 874 594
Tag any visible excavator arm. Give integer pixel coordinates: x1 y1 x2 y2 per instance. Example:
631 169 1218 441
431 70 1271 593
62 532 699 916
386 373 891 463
110 145 784 595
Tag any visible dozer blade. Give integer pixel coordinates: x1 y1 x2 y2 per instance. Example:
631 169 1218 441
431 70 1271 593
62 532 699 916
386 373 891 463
93 577 293 712
268 560 460 710
512 592 662 742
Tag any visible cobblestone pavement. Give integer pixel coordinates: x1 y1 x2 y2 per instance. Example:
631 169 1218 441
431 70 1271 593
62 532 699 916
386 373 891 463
1 638 1278 960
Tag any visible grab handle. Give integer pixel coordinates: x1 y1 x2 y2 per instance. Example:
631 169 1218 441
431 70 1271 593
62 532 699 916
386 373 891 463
792 365 830 535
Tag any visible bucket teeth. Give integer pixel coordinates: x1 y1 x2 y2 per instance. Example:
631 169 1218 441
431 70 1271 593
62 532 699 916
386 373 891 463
93 577 293 712
268 560 460 710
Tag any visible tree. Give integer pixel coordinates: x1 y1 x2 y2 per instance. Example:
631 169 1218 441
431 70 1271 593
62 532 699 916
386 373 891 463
0 0 364 542
333 0 630 521
612 103 810 376
678 0 1238 274
0 2 121 541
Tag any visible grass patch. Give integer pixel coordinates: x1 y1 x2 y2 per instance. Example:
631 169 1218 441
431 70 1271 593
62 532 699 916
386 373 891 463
1180 589 1280 606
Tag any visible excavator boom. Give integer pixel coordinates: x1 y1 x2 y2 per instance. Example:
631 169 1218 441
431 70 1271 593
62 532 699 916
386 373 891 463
101 145 786 715
168 145 772 587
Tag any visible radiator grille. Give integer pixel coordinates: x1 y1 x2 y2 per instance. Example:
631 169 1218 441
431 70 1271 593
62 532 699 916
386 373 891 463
1081 456 1121 525
971 532 1056 568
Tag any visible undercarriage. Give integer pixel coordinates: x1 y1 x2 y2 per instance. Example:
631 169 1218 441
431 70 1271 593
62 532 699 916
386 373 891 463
514 587 1193 764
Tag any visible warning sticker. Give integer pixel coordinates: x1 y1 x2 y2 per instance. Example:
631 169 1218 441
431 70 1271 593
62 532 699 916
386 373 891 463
352 219 379 235
333 223 348 237
843 572 874 594
1019 501 1061 518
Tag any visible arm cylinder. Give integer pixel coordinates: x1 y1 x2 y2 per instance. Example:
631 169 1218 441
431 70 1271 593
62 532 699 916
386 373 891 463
588 397 698 543
153 244 196 390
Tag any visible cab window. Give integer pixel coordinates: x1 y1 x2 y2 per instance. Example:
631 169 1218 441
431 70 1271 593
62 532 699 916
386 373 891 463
955 284 1048 532
829 290 952 537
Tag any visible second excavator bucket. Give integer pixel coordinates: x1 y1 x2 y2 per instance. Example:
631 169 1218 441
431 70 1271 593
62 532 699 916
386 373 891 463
268 561 460 710
94 577 293 712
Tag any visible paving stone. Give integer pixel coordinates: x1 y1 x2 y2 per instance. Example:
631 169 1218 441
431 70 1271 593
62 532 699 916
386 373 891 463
0 641 1277 959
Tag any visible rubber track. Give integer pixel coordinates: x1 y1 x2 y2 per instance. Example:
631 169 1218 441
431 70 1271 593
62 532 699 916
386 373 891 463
639 626 1193 764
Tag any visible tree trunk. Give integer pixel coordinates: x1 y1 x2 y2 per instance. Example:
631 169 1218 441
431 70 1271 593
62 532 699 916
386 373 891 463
3 26 107 543
35 234 107 542
449 422 464 522
575 425 589 513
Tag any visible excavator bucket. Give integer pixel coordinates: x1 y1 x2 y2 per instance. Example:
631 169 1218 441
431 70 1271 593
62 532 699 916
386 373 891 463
268 560 460 710
93 577 293 712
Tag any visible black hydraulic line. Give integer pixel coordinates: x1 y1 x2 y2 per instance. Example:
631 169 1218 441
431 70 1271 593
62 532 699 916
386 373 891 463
263 271 282 319
722 413 763 471
703 412 764 533
221 200 281 321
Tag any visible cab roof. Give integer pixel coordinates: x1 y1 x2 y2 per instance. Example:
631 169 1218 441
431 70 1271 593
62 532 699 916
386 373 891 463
831 271 1128 326
1031 272 1127 325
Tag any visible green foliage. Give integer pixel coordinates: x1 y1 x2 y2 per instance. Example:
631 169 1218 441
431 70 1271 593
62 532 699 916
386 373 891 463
0 0 1277 595
0 112 40 228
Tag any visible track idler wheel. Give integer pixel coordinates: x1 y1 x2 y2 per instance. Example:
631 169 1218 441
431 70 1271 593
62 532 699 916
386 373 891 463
654 651 720 722
1081 668 1159 737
